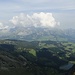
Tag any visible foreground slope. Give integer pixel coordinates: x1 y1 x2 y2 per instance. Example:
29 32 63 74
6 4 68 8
0 40 75 75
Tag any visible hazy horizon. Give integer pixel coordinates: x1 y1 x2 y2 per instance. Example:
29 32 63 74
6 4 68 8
0 0 75 31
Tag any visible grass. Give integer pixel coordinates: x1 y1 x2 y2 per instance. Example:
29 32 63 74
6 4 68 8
29 49 36 56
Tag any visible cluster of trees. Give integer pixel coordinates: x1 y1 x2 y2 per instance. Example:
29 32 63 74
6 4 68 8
0 40 75 75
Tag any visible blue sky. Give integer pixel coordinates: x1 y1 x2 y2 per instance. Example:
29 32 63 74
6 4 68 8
0 0 75 29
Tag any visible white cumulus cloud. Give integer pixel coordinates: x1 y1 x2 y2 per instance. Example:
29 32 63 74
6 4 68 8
0 22 9 30
10 12 60 28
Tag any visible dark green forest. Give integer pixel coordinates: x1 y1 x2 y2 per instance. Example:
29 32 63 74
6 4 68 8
0 40 75 75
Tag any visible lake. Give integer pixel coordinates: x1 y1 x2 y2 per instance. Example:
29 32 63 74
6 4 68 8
60 63 74 70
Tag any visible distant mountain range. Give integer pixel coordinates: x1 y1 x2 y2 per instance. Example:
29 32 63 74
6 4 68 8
0 27 75 41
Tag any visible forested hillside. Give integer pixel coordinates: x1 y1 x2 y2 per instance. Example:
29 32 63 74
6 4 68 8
0 40 75 75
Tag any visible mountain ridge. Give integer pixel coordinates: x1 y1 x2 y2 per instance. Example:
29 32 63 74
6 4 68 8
0 27 75 42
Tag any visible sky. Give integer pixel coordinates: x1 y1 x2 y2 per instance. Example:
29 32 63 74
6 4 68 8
0 0 75 29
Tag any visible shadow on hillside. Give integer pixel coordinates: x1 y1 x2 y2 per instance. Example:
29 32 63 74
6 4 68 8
0 44 15 52
36 48 68 68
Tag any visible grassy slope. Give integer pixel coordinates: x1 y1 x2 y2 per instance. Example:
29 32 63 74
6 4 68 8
0 40 75 75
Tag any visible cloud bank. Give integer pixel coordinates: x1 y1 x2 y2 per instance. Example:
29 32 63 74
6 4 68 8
0 12 60 36
10 12 59 28
0 22 9 30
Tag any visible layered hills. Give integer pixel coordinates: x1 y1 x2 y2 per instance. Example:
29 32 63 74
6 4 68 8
0 40 75 75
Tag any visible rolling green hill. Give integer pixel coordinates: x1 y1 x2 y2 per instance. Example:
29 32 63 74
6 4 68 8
0 40 75 75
